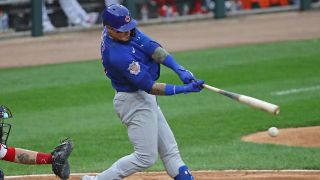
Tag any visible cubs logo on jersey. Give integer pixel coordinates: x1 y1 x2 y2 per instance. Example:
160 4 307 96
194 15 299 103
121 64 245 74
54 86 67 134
128 61 140 75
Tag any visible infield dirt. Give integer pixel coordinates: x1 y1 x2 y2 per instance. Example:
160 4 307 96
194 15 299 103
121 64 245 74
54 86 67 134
6 171 320 180
1 11 320 68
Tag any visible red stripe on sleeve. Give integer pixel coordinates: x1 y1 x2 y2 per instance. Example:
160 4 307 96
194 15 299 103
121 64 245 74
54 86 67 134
3 147 15 162
36 152 52 164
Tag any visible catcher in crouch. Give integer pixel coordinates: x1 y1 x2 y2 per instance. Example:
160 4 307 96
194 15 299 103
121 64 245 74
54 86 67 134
0 105 74 180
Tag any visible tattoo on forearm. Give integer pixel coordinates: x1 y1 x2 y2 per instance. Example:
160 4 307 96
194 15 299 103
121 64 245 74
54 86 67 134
17 153 36 164
150 83 166 95
152 47 169 63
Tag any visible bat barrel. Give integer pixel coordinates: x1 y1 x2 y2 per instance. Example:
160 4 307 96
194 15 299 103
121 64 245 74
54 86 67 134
203 84 280 115
238 95 280 115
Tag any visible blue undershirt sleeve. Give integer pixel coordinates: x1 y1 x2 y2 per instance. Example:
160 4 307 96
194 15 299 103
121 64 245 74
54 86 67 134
165 84 185 95
162 55 183 72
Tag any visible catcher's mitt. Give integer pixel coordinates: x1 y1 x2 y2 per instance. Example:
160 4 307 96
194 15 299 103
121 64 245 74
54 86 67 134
51 138 74 180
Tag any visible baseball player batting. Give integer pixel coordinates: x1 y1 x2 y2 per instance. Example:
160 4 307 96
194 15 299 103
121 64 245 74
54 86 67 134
81 4 204 180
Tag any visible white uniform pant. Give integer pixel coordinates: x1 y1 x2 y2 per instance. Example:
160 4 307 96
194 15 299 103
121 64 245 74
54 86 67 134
94 91 184 179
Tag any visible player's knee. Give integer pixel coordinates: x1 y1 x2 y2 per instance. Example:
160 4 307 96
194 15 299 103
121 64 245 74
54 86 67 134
135 151 158 168
142 153 157 168
174 165 194 180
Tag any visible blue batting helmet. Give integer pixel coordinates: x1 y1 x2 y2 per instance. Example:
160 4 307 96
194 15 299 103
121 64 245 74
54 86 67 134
102 4 137 32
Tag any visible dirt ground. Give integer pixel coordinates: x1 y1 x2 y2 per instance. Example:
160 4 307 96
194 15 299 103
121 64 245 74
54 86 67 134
6 171 320 180
2 10 320 180
1 10 320 68
242 126 320 148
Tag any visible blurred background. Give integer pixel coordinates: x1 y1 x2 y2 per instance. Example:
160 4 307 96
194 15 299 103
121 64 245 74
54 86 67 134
0 0 319 39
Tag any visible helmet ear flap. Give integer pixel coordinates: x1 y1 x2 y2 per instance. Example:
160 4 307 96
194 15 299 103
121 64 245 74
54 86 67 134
130 28 136 37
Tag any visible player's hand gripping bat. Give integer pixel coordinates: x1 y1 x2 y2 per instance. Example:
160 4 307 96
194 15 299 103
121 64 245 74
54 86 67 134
202 84 280 115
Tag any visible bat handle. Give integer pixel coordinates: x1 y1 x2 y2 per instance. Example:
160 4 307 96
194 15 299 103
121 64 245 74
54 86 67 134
203 84 220 93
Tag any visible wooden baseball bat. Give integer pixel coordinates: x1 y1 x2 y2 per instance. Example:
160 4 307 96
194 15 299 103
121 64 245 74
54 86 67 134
203 84 280 115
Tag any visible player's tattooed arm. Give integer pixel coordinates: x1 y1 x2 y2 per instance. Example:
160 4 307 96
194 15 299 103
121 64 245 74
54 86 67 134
15 148 37 164
152 47 169 63
150 83 166 95
16 153 36 164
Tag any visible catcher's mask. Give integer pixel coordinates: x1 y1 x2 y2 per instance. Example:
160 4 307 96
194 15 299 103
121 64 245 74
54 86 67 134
0 105 12 145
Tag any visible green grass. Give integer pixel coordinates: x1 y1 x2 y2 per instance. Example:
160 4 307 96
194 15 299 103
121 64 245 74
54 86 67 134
0 39 320 175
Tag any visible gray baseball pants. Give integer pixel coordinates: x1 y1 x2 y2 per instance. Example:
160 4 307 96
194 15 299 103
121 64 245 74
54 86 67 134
91 90 184 180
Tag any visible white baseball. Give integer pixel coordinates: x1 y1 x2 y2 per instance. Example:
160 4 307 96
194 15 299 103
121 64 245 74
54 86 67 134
268 127 279 137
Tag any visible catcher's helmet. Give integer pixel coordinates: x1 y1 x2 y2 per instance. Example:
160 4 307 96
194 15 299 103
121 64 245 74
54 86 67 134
102 4 137 32
0 105 12 145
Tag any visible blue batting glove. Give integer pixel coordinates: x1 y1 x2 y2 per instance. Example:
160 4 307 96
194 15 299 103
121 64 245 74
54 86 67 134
183 79 205 93
176 66 196 84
